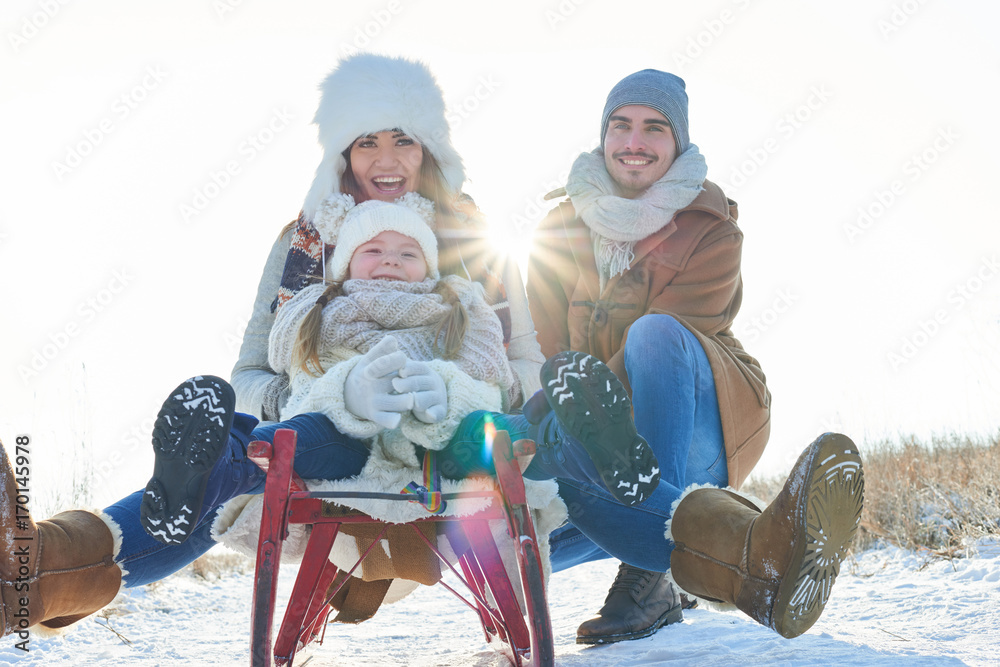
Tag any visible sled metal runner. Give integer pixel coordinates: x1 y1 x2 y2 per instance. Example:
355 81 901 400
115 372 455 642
248 428 555 667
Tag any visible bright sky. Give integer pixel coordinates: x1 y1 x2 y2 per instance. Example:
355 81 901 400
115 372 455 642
2 0 998 512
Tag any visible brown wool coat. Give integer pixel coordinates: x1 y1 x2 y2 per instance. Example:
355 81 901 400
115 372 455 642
526 180 770 488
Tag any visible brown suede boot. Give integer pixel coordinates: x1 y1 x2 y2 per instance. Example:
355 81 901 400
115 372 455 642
576 563 684 644
668 433 864 638
1 440 123 638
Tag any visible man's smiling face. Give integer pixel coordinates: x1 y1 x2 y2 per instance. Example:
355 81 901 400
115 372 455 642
603 105 678 199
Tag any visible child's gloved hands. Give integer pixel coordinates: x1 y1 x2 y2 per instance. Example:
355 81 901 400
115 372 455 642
344 336 413 429
393 360 448 424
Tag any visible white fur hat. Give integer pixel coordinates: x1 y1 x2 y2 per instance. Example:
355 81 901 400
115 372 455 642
324 194 440 282
301 53 465 222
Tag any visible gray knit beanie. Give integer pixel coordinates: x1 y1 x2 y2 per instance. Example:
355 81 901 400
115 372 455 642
600 69 689 154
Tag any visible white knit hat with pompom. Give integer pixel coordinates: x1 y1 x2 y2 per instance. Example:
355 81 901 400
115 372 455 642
318 193 439 282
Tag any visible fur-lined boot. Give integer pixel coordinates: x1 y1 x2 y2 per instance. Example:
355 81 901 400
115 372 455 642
667 432 864 638
1 441 122 637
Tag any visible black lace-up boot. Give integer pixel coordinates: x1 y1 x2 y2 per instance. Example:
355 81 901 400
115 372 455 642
576 563 685 644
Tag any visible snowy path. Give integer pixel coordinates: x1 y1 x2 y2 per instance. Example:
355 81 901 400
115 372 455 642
4 542 999 666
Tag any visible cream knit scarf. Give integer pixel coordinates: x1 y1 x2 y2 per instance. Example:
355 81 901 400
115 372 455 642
270 276 514 392
565 144 708 281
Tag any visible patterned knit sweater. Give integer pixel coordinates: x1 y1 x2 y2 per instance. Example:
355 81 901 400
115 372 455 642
268 275 514 449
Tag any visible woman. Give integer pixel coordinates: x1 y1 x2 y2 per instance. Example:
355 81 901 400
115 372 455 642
233 53 542 422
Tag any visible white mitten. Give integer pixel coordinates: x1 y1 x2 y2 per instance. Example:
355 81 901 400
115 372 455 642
393 360 448 423
344 336 413 429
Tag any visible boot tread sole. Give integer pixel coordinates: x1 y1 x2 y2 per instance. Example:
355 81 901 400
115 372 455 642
140 375 235 545
540 351 660 506
575 605 683 644
772 432 864 638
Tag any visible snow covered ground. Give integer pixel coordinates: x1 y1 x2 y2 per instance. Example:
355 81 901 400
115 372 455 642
4 541 999 666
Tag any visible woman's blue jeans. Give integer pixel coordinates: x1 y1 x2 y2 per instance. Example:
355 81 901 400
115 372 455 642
104 412 371 587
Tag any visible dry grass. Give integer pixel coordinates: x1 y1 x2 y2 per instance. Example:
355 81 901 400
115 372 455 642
186 550 254 581
742 432 1000 560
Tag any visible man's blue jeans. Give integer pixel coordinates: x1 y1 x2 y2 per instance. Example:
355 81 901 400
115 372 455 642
549 315 727 572
442 314 727 573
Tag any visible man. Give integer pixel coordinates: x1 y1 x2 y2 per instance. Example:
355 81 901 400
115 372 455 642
526 69 864 642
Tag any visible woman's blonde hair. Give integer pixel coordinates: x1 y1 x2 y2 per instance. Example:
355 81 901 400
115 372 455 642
292 279 469 377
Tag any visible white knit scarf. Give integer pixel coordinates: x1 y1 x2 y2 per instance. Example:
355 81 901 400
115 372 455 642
565 144 708 281
269 276 514 391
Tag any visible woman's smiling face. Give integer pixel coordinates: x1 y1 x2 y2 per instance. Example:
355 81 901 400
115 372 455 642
348 130 424 202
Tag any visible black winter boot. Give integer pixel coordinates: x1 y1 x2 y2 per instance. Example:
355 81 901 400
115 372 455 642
525 351 660 506
576 563 684 644
140 375 235 544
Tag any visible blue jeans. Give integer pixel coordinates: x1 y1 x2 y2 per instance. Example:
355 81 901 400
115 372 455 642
440 314 727 573
551 315 727 572
104 412 370 586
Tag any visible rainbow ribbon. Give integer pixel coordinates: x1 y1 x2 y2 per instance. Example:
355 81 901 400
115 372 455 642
401 449 446 514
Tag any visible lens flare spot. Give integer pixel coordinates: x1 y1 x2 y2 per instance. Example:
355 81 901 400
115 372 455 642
483 414 496 465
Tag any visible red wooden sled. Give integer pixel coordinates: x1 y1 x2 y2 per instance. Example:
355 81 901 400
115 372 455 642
247 428 555 667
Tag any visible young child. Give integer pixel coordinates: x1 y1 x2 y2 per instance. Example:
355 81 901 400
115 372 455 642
266 193 516 450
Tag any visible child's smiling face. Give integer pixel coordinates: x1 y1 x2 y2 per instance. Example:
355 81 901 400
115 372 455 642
348 230 428 283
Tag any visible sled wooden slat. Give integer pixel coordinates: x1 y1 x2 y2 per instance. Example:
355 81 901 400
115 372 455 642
495 437 556 666
250 431 296 667
272 521 339 663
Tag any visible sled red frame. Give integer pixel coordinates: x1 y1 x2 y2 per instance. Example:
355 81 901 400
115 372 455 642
248 428 554 667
